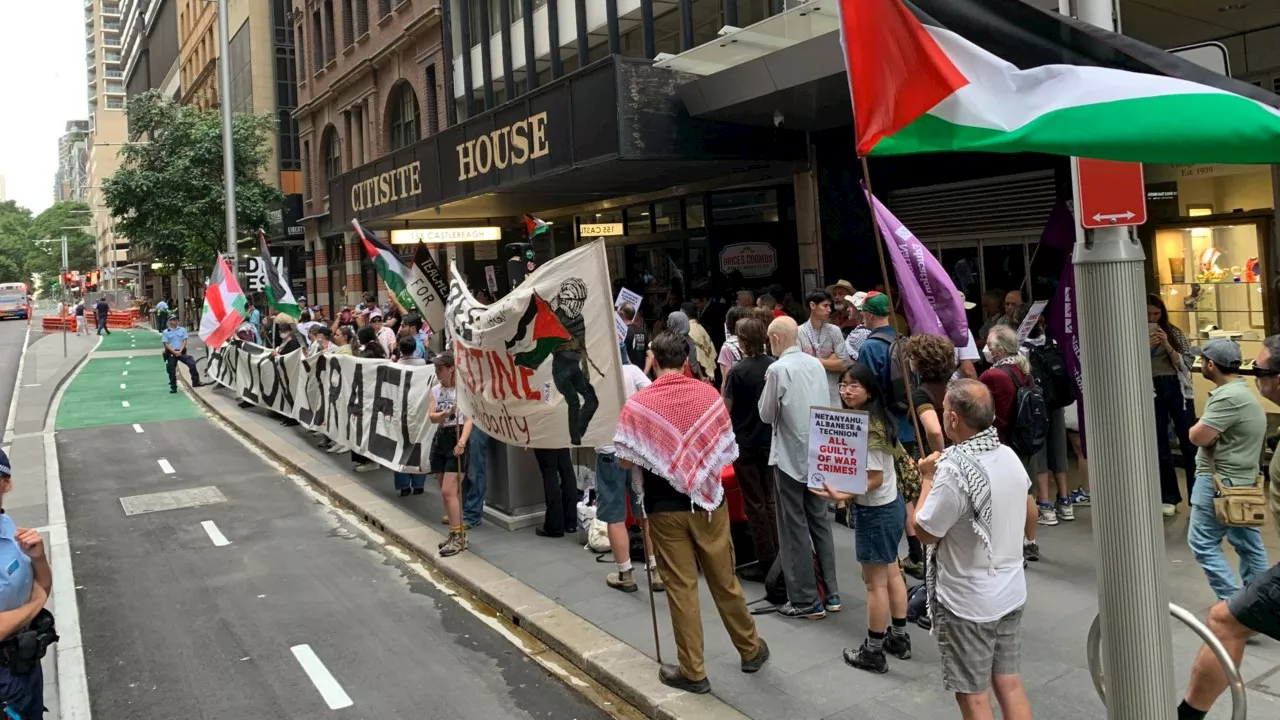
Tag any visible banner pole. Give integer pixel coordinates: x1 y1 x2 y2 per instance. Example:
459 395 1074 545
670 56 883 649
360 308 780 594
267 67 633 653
859 156 925 448
642 520 662 666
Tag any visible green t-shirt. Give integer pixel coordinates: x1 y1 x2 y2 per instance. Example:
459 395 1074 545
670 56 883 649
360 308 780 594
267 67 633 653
1195 377 1266 484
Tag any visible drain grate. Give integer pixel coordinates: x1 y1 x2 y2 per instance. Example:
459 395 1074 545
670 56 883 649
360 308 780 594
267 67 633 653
119 486 227 516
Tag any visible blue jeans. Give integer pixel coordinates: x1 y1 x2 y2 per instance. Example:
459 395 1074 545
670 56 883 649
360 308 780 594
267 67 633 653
1188 473 1270 601
393 472 426 491
463 429 490 525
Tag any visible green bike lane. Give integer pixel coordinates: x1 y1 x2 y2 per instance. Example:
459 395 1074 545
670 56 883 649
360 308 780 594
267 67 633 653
56 329 204 431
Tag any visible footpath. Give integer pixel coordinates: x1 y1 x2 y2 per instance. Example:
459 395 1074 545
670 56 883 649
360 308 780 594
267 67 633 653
177 337 1280 720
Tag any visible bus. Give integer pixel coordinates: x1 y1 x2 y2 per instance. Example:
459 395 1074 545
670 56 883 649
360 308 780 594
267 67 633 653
0 283 29 320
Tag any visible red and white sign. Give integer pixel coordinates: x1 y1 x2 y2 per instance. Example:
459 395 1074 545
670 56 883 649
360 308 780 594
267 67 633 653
719 243 777 278
1075 158 1148 229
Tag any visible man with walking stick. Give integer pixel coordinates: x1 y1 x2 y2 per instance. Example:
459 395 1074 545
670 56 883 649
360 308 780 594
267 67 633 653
613 331 769 694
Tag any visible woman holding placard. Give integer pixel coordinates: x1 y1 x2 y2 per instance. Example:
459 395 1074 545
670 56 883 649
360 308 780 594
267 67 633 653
812 362 912 675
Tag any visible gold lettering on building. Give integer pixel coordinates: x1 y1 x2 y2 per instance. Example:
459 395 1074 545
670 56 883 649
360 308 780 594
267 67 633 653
350 161 423 213
457 112 550 181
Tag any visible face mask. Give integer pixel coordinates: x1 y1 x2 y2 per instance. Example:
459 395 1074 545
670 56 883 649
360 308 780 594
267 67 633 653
982 346 994 364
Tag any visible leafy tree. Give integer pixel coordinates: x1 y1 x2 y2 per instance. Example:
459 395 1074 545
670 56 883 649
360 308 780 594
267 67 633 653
102 90 284 270
0 201 35 284
28 202 96 277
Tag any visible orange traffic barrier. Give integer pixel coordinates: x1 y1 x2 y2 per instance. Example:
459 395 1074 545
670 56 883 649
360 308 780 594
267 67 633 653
41 317 74 333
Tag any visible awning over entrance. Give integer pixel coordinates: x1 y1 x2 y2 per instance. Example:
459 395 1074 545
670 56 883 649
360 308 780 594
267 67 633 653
323 56 806 234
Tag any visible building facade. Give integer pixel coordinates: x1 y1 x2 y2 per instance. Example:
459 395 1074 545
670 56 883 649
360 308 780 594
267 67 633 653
54 121 92 204
86 0 130 273
124 0 182 101
177 0 218 109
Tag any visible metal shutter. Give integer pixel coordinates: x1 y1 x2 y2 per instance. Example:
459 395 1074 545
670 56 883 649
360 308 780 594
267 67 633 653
885 171 1058 243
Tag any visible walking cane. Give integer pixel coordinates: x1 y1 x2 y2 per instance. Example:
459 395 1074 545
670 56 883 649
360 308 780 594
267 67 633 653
641 519 663 665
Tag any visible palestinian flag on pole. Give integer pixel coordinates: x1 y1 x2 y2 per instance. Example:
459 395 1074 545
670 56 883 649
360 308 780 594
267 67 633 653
352 219 421 316
257 229 299 319
839 0 1280 163
524 214 550 239
199 254 248 349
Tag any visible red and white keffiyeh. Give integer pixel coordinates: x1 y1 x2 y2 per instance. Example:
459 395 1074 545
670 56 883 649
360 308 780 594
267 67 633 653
613 373 738 511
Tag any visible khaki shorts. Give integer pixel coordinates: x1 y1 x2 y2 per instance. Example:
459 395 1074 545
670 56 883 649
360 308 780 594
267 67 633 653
935 603 1024 694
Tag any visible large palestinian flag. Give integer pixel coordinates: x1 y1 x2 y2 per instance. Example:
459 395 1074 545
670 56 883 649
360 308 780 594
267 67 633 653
839 0 1280 163
199 254 248 349
352 219 422 317
257 229 300 319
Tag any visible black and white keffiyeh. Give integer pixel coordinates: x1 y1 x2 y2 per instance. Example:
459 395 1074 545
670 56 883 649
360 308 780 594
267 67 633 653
924 426 1001 631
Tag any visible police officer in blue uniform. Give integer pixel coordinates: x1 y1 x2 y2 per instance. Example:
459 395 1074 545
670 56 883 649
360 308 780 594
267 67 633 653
0 448 56 718
161 314 203 393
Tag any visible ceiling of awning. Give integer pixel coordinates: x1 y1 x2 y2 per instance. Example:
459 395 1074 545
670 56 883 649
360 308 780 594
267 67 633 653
654 3 840 77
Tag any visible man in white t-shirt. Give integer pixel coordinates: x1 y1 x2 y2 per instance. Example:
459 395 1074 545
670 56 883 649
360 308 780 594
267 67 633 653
596 352 655 593
914 379 1032 720
954 329 980 380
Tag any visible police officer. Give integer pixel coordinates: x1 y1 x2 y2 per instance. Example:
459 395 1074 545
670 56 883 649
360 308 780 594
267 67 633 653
162 315 203 394
0 448 54 718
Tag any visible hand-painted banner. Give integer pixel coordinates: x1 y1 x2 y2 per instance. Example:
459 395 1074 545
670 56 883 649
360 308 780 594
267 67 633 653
445 240 626 448
1042 203 1086 452
209 341 439 471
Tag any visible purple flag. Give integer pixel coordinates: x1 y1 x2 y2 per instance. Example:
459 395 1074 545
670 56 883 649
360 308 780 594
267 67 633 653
863 186 970 348
1043 204 1086 453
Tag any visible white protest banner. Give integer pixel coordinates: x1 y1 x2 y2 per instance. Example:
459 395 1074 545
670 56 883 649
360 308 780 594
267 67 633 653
445 240 626 448
614 312 628 343
210 341 439 471
409 242 450 333
1016 300 1050 342
807 407 869 495
614 287 643 313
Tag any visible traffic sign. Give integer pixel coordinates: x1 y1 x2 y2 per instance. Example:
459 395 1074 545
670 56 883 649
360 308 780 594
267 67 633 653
1076 158 1148 229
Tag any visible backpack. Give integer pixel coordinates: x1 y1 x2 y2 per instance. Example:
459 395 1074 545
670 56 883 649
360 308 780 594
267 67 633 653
999 365 1049 456
868 333 914 415
1026 340 1073 409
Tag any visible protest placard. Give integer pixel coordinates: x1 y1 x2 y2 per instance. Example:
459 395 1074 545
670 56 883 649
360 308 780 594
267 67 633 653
806 407 869 495
614 287 642 313
1016 300 1049 342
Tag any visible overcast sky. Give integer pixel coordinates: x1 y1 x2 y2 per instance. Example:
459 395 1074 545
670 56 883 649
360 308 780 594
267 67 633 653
0 1 87 215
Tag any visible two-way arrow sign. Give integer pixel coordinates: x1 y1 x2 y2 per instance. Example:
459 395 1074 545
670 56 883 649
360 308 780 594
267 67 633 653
1091 211 1137 224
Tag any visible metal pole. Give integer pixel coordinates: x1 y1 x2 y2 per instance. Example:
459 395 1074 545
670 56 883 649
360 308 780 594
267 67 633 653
216 0 238 271
61 236 69 358
1072 1 1175 718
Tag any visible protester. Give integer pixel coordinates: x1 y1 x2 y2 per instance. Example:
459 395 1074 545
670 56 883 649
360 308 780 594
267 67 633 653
758 293 785 319
914 380 1033 720
1003 290 1023 326
1147 294 1196 517
907 334 956 456
369 310 396 356
0 448 54 720
842 292 871 361
1186 338 1269 601
94 295 111 335
758 316 841 619
736 290 755 308
682 302 717 380
979 326 1041 563
463 425 490 530
648 311 705 381
332 326 353 355
977 289 1005 344
389 336 429 497
1014 305 1074 526
161 315 202 393
613 331 769 693
620 302 649 369
74 300 87 335
812 363 912 673
827 279 855 302
429 352 473 558
246 300 262 343
595 348 656 593
856 292 915 448
723 317 778 584
349 326 386 472
717 306 752 384
1178 334 1280 720
797 290 852 406
296 311 316 340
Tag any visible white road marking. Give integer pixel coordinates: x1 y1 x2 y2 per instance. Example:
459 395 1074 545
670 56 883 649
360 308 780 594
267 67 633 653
290 645 353 709
122 371 127 376
200 520 231 546
119 384 126 389
132 424 144 433
157 458 175 474
121 401 130 408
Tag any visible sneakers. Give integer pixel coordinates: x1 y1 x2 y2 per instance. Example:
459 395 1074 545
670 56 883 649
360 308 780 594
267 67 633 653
884 632 912 660
326 443 348 454
1162 503 1177 517
741 639 770 673
777 602 826 620
1037 502 1059 526
398 488 412 497
354 462 379 473
824 594 843 613
843 641 888 674
1055 497 1075 522
658 665 710 694
439 531 467 557
1023 540 1040 562
1070 488 1091 506
607 570 638 593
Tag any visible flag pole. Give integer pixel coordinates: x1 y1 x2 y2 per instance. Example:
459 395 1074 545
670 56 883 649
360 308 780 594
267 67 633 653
859 156 925 449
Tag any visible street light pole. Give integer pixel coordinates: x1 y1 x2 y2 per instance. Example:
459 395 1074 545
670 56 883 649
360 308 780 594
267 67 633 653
1071 0 1176 717
216 0 239 272
61 236 69 359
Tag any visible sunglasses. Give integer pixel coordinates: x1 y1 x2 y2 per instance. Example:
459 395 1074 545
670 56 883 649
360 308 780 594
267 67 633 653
1247 366 1280 378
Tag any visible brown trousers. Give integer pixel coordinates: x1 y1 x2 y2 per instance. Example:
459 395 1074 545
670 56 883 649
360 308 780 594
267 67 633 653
648 505 761 682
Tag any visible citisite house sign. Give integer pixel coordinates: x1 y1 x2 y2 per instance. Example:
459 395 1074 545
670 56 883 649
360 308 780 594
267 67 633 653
719 243 778 278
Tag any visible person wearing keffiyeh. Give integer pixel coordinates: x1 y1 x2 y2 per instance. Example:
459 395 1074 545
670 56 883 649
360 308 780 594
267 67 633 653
913 380 1032 720
613 332 769 694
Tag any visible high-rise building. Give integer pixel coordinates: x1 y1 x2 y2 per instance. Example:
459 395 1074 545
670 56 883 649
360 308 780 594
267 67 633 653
53 120 91 203
123 0 181 101
86 0 129 273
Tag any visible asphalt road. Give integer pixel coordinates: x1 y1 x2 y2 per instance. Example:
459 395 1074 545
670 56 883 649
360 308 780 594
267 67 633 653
57 374 612 719
0 317 30 432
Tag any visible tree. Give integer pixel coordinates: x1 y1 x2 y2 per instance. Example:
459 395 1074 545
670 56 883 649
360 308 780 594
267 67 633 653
102 91 284 270
27 202 96 278
0 201 34 283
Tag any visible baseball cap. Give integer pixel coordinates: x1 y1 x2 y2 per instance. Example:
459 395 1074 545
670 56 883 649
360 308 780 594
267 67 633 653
0 447 10 477
862 291 891 317
1190 338 1243 370
850 291 869 310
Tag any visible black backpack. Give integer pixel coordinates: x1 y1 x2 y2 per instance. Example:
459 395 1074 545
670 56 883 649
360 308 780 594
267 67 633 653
999 365 1049 456
868 333 914 415
1026 340 1073 409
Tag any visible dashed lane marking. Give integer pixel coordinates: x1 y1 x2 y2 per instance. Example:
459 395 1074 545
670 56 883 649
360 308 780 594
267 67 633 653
200 520 230 547
157 458 175 474
132 424 143 433
121 401 130 408
119 384 126 389
290 645 353 710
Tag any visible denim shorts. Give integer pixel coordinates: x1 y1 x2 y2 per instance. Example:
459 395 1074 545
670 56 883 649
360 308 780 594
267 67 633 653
595 453 639 524
854 494 906 565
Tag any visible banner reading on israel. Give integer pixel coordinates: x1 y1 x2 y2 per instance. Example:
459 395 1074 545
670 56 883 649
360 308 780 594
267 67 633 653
209 341 439 471
445 240 625 448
